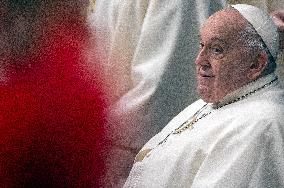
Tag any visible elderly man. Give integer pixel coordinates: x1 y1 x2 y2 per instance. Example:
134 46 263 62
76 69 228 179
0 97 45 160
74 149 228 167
124 4 284 188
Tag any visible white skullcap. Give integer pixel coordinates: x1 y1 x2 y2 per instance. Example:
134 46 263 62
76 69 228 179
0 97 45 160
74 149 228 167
231 4 279 60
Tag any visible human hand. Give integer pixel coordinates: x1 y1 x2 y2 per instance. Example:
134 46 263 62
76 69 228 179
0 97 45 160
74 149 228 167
271 10 284 50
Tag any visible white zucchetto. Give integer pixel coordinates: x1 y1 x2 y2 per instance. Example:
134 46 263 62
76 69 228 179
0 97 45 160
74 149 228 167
232 4 279 60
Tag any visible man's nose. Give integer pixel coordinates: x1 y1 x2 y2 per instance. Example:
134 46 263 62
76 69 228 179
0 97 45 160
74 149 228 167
195 48 208 66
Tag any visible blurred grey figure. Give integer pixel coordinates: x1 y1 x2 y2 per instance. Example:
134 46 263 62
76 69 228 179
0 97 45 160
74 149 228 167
88 0 226 186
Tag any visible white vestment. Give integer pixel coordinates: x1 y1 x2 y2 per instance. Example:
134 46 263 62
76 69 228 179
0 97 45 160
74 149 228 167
124 73 284 188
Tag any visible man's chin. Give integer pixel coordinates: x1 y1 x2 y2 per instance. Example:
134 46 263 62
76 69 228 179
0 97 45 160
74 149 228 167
197 86 215 103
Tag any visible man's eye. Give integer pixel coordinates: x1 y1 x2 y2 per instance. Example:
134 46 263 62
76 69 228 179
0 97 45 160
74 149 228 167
199 42 204 49
211 46 223 54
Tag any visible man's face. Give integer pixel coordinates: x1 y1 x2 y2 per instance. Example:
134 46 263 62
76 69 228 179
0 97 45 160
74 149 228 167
195 9 256 104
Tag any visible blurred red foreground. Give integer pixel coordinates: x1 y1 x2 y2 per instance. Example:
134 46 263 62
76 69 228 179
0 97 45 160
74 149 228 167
0 2 109 187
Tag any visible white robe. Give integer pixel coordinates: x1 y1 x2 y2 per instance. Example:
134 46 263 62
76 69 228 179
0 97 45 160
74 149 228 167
124 73 284 188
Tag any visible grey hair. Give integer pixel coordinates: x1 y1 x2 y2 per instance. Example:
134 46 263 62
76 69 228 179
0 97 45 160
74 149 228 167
239 24 276 75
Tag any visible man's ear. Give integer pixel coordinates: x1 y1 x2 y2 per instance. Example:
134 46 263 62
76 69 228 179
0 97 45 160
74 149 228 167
247 52 268 80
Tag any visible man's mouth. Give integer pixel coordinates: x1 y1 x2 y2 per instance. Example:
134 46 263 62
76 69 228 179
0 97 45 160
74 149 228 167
198 68 214 78
199 73 215 78
200 74 214 78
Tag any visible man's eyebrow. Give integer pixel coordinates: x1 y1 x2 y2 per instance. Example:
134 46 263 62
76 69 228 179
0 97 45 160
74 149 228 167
198 36 229 48
208 37 229 46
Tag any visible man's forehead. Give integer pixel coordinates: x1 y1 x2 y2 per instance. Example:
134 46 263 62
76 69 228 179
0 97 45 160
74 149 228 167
200 8 247 41
200 27 242 45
